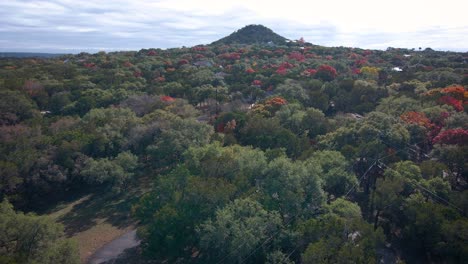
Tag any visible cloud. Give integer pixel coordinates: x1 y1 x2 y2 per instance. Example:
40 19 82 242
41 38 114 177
0 0 467 53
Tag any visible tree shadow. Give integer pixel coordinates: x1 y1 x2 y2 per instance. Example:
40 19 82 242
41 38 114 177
57 186 144 236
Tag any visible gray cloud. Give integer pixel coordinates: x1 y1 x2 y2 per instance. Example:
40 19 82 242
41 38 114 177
0 0 466 53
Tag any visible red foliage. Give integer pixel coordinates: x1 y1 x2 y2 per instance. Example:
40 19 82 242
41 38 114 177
265 96 288 106
439 111 450 120
216 122 225 133
252 80 262 86
160 95 175 102
192 46 207 51
352 68 361 75
432 129 468 145
354 59 367 67
155 76 166 82
279 62 295 69
316 64 338 81
288 51 305 62
362 50 373 56
276 67 288 75
386 148 397 156
224 120 237 133
245 68 256 74
195 54 205 59
133 71 142 78
400 112 432 128
301 69 317 77
83 62 96 69
349 53 360 59
275 62 295 75
147 50 157 56
298 37 305 44
428 112 450 140
325 55 333 60
424 88 442 97
218 52 241 60
123 61 133 67
440 85 465 99
274 49 285 55
439 96 463 111
178 59 189 66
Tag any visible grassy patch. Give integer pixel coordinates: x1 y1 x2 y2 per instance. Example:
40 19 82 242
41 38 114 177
46 176 153 262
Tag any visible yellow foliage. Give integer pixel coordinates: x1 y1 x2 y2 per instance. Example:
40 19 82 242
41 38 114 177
360 66 379 76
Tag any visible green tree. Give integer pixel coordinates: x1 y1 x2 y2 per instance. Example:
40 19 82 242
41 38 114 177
189 69 215 86
145 115 213 166
305 150 357 197
135 166 236 261
184 143 267 191
81 151 138 192
0 199 79 264
301 108 329 139
276 79 309 104
439 218 468 263
376 95 422 116
0 90 38 125
0 161 22 199
318 112 410 162
275 103 305 135
81 107 139 156
238 115 307 157
162 81 187 98
198 198 284 264
260 157 323 218
400 193 454 262
266 250 295 264
373 161 420 230
300 199 384 264
431 144 467 186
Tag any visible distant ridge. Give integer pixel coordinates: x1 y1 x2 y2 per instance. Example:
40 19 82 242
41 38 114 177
0 52 65 58
211 24 288 45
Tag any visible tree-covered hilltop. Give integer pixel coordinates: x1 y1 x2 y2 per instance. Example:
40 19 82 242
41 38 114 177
211 24 288 45
0 27 467 263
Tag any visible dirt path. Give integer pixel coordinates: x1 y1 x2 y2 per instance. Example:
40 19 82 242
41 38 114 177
87 229 140 264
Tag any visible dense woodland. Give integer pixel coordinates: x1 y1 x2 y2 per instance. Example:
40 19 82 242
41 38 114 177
0 25 467 263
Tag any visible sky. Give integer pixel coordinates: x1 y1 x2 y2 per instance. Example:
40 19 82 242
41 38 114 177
1 0 468 53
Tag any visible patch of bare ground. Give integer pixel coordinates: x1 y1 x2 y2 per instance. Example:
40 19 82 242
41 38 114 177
46 176 153 263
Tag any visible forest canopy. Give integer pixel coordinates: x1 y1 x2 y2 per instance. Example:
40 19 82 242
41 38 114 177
0 25 467 263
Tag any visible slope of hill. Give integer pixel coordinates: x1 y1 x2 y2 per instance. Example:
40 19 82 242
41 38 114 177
211 24 288 45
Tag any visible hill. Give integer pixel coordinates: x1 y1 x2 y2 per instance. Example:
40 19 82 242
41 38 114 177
1 30 467 264
211 24 288 45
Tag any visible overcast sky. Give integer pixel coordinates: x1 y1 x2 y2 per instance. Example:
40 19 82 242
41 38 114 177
1 0 467 53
